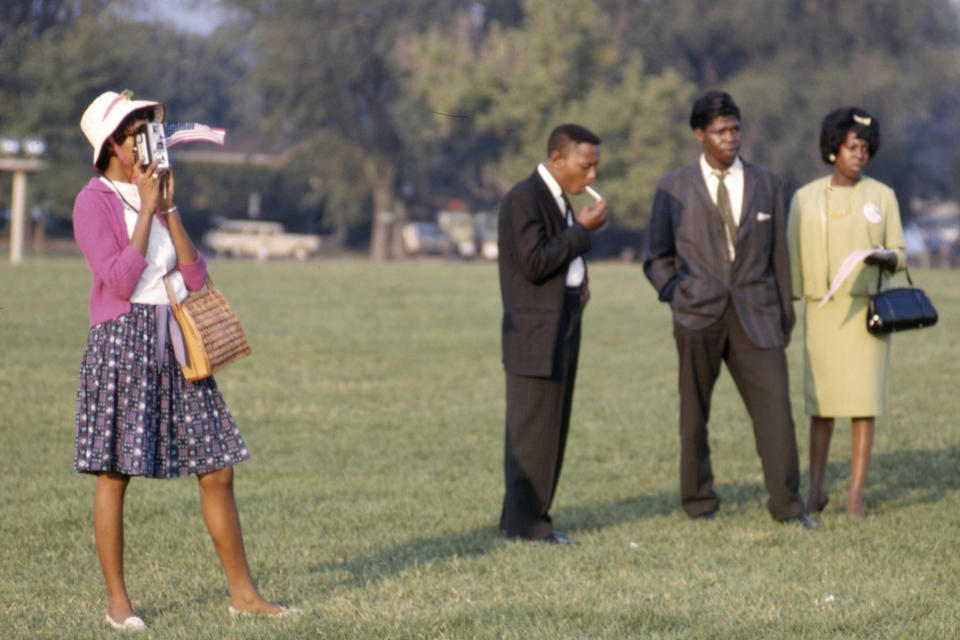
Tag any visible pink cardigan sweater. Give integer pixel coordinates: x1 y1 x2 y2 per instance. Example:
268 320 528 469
73 177 208 327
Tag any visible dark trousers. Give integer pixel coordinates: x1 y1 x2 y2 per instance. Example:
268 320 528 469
673 304 803 521
500 290 582 539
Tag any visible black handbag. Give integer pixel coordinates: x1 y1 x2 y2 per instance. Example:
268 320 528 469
866 265 938 334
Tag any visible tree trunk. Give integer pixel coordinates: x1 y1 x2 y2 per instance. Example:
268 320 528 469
324 207 347 248
365 157 397 261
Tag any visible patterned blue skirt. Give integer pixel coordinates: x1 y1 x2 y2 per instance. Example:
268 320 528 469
74 304 250 478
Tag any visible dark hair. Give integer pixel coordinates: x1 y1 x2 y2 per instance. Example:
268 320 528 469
689 91 741 130
547 123 601 157
819 107 879 164
95 107 156 173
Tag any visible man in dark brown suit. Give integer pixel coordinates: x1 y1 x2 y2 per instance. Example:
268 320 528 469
498 124 608 544
643 91 815 527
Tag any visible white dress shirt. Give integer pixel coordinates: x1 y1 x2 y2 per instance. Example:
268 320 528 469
699 154 744 259
537 163 585 287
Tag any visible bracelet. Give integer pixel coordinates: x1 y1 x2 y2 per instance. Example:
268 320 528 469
163 205 178 215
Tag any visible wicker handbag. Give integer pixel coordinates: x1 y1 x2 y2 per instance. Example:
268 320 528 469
163 272 251 381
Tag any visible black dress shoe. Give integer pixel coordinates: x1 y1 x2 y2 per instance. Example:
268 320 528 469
536 533 579 545
814 493 829 513
785 513 819 529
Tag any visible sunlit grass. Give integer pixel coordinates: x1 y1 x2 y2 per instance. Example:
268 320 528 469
1 257 958 638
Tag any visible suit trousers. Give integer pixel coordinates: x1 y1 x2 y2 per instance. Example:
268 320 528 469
500 290 582 539
673 304 803 521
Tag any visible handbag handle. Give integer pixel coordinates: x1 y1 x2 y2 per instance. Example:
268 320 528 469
163 267 214 306
875 261 912 291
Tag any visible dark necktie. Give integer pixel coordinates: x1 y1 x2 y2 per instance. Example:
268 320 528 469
713 170 737 253
561 194 574 225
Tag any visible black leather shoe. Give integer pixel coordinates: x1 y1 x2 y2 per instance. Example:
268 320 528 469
785 513 819 529
536 533 579 545
814 493 829 513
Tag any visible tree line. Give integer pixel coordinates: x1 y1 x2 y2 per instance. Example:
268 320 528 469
3 0 959 255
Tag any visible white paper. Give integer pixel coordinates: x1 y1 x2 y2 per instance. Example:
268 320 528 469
817 247 884 308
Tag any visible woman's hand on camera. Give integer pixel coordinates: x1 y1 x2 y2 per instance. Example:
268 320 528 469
158 170 176 215
133 159 163 216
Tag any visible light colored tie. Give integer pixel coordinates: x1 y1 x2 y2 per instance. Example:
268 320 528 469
713 170 737 254
562 196 585 287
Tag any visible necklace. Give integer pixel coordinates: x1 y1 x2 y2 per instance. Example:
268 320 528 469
825 186 852 219
101 176 139 214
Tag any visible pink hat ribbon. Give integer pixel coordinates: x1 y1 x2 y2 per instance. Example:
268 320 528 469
108 137 134 168
102 89 134 121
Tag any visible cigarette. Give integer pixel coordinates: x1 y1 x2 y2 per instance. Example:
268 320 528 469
585 185 602 201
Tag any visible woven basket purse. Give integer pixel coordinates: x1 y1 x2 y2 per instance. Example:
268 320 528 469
163 273 251 381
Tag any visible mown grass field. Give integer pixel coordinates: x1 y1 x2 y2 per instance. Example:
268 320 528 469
1 257 958 639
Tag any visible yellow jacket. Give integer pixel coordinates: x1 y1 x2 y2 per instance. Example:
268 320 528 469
787 175 905 300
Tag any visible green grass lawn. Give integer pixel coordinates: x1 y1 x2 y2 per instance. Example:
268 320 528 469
1 257 958 639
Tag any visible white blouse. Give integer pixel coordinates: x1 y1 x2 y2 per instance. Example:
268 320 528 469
100 177 187 304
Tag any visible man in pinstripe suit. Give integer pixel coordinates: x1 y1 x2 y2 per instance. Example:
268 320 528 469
497 124 608 544
643 91 813 527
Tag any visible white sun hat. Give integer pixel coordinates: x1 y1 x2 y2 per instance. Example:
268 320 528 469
80 90 166 167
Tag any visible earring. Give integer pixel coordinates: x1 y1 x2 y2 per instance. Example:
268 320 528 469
828 153 837 163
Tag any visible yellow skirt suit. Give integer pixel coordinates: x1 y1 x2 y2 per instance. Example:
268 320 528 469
787 176 906 417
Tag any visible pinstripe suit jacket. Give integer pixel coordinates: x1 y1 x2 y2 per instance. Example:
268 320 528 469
643 159 794 348
498 170 591 377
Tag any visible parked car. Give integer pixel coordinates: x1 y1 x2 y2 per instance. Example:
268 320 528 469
433 209 499 260
474 211 498 260
203 219 320 260
401 222 454 255
437 210 478 257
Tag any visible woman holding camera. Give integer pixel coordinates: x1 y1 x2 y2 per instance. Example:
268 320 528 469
787 107 905 518
73 91 291 630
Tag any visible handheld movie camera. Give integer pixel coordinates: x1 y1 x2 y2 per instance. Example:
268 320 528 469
134 122 170 172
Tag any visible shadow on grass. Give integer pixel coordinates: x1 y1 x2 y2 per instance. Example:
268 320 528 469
310 490 679 588
691 444 960 515
313 445 959 588
833 444 960 507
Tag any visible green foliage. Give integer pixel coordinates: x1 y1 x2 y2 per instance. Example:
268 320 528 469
173 160 318 234
0 7 264 226
406 0 694 227
0 0 113 40
0 14 136 215
220 0 463 233
604 0 960 203
2 258 960 638
4 0 960 237
405 0 960 225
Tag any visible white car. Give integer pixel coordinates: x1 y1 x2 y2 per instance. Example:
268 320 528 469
401 222 454 255
203 219 320 260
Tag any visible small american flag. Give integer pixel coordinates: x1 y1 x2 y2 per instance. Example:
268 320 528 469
164 122 226 149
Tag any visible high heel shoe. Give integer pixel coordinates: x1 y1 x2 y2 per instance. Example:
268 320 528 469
106 614 146 631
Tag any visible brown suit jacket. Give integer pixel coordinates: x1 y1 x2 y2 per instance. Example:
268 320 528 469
643 159 794 348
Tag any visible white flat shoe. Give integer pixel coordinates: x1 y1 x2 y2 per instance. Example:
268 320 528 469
106 614 146 630
229 604 301 617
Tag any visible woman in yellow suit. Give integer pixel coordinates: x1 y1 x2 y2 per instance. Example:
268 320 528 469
787 107 905 517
